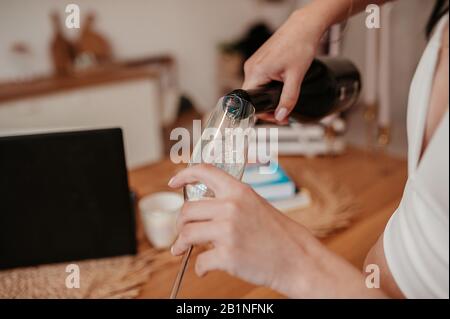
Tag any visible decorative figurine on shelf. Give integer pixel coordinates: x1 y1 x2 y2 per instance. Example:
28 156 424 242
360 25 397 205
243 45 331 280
49 12 76 76
74 12 113 69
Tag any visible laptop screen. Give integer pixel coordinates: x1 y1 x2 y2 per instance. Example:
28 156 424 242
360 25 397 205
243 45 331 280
0 128 136 270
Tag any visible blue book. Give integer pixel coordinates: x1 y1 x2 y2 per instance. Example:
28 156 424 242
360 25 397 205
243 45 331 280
242 162 296 202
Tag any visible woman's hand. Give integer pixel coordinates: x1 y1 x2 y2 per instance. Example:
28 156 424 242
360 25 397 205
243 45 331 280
242 9 326 123
168 164 386 298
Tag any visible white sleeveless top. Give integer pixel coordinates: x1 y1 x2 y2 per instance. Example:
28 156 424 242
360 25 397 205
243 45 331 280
383 14 449 299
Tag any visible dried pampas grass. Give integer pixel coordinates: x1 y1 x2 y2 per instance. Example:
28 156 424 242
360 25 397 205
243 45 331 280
285 169 361 238
0 248 177 299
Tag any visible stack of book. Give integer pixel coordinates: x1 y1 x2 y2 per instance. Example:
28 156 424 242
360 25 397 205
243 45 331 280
249 117 347 157
242 162 310 212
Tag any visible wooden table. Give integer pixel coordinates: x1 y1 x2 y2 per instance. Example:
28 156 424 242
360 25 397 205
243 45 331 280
129 147 407 298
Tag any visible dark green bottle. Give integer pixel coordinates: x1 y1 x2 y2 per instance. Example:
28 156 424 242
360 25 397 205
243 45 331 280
222 56 361 122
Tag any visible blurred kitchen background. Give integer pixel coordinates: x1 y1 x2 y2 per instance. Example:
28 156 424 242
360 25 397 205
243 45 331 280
0 0 435 168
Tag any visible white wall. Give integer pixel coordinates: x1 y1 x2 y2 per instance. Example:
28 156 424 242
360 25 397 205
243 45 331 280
0 0 294 112
0 0 436 156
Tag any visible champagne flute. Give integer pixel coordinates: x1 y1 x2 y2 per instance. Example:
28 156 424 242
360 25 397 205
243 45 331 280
169 95 255 298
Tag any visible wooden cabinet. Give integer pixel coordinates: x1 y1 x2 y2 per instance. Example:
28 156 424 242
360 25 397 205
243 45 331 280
0 68 165 168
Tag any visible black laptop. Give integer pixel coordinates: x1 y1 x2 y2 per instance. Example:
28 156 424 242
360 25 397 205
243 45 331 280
0 128 136 270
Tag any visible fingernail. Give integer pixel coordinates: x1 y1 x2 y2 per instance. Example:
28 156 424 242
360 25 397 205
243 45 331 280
170 245 176 255
168 177 176 187
275 107 287 122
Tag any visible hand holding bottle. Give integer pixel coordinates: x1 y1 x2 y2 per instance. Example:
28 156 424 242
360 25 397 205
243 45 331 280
242 9 326 123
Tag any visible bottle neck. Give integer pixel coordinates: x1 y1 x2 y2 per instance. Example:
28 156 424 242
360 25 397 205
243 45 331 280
226 81 282 116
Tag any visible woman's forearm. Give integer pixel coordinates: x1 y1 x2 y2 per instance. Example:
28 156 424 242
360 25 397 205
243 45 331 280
283 236 389 298
170 165 389 298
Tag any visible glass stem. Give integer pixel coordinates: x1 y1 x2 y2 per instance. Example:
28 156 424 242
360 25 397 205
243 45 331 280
169 244 193 299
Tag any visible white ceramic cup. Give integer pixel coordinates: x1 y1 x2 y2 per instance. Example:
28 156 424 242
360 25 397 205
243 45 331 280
139 192 184 249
